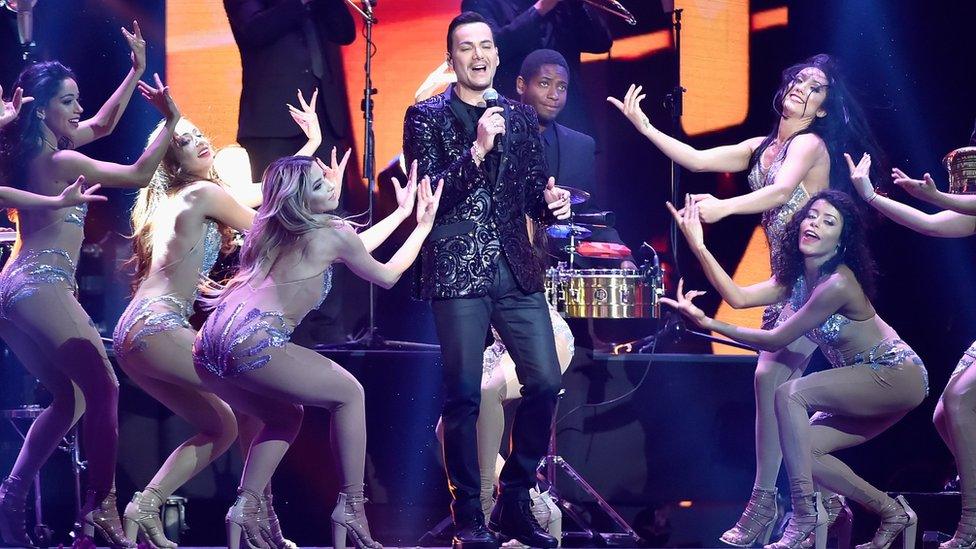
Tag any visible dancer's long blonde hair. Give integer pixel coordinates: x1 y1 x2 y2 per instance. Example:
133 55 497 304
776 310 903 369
127 119 236 292
201 155 338 307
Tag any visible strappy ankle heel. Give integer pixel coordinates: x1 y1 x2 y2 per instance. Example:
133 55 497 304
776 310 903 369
261 488 297 549
331 492 383 549
854 495 917 549
825 494 854 549
942 509 976 549
123 487 177 548
0 475 36 548
801 494 853 549
721 486 779 547
226 488 268 549
76 488 138 549
764 492 827 549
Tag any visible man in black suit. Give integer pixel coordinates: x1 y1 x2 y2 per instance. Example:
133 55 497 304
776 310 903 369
403 12 571 549
516 48 634 269
225 0 357 346
224 0 355 179
462 0 612 134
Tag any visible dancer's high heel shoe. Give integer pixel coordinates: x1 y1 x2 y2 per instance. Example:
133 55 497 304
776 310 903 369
226 488 268 549
801 494 853 549
854 495 917 549
261 488 297 549
0 475 36 548
941 509 976 549
77 488 138 549
763 492 827 549
331 492 383 549
123 487 177 548
721 486 779 547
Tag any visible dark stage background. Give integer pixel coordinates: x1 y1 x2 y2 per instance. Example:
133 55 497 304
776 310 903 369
2 0 976 546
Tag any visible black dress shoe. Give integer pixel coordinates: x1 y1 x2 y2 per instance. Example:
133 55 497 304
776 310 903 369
489 495 558 548
452 518 500 549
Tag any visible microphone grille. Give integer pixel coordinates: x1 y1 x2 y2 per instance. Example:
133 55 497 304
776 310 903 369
483 88 499 102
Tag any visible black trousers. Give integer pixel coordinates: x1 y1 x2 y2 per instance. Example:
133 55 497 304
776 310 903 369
431 257 562 523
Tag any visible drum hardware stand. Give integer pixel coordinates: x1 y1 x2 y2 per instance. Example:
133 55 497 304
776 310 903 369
566 214 579 270
537 393 641 547
2 405 88 547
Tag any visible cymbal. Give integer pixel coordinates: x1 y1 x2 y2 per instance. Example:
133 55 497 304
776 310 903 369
547 223 592 239
577 241 632 259
555 185 590 205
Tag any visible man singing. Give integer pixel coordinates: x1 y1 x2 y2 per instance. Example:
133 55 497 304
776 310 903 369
403 12 571 549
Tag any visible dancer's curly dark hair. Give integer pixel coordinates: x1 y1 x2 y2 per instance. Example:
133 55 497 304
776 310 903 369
773 189 877 298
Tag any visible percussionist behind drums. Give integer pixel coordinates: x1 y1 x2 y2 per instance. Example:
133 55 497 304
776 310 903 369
514 49 635 270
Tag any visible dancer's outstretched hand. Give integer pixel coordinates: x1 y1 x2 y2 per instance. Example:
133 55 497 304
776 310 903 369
691 194 729 224
891 167 940 203
607 84 654 135
393 160 418 218
122 20 147 74
844 152 876 201
288 88 321 143
666 194 705 250
57 176 108 207
0 85 32 129
318 147 352 188
416 176 443 228
659 278 709 328
138 73 180 122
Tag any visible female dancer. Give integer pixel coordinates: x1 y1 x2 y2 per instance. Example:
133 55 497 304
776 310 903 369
0 23 181 548
112 89 323 548
193 154 441 549
663 190 926 549
848 153 976 549
609 54 879 546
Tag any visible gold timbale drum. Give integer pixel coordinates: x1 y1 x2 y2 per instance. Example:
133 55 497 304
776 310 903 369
545 267 663 319
945 146 976 194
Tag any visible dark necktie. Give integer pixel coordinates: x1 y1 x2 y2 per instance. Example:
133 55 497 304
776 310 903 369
302 16 329 80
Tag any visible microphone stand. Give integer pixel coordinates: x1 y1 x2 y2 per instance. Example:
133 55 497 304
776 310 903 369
325 1 439 351
664 8 686 280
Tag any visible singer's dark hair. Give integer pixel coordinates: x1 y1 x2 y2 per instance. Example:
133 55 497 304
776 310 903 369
773 189 877 298
519 49 570 82
0 61 77 188
447 11 492 52
751 54 884 199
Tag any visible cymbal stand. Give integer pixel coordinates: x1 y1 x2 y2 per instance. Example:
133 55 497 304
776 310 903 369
537 394 641 546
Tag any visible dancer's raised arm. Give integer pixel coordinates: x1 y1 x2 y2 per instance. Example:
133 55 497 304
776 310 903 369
51 73 180 188
667 198 787 309
72 21 148 147
848 153 976 237
608 84 764 173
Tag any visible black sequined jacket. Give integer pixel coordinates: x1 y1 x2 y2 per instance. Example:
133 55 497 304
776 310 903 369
403 86 557 300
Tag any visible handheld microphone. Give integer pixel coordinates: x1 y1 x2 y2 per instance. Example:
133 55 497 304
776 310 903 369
483 88 504 155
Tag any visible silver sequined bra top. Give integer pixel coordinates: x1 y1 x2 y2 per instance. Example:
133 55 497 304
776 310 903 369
782 277 928 394
64 203 89 226
783 277 852 368
111 220 222 360
193 266 334 378
747 137 810 262
0 201 91 319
